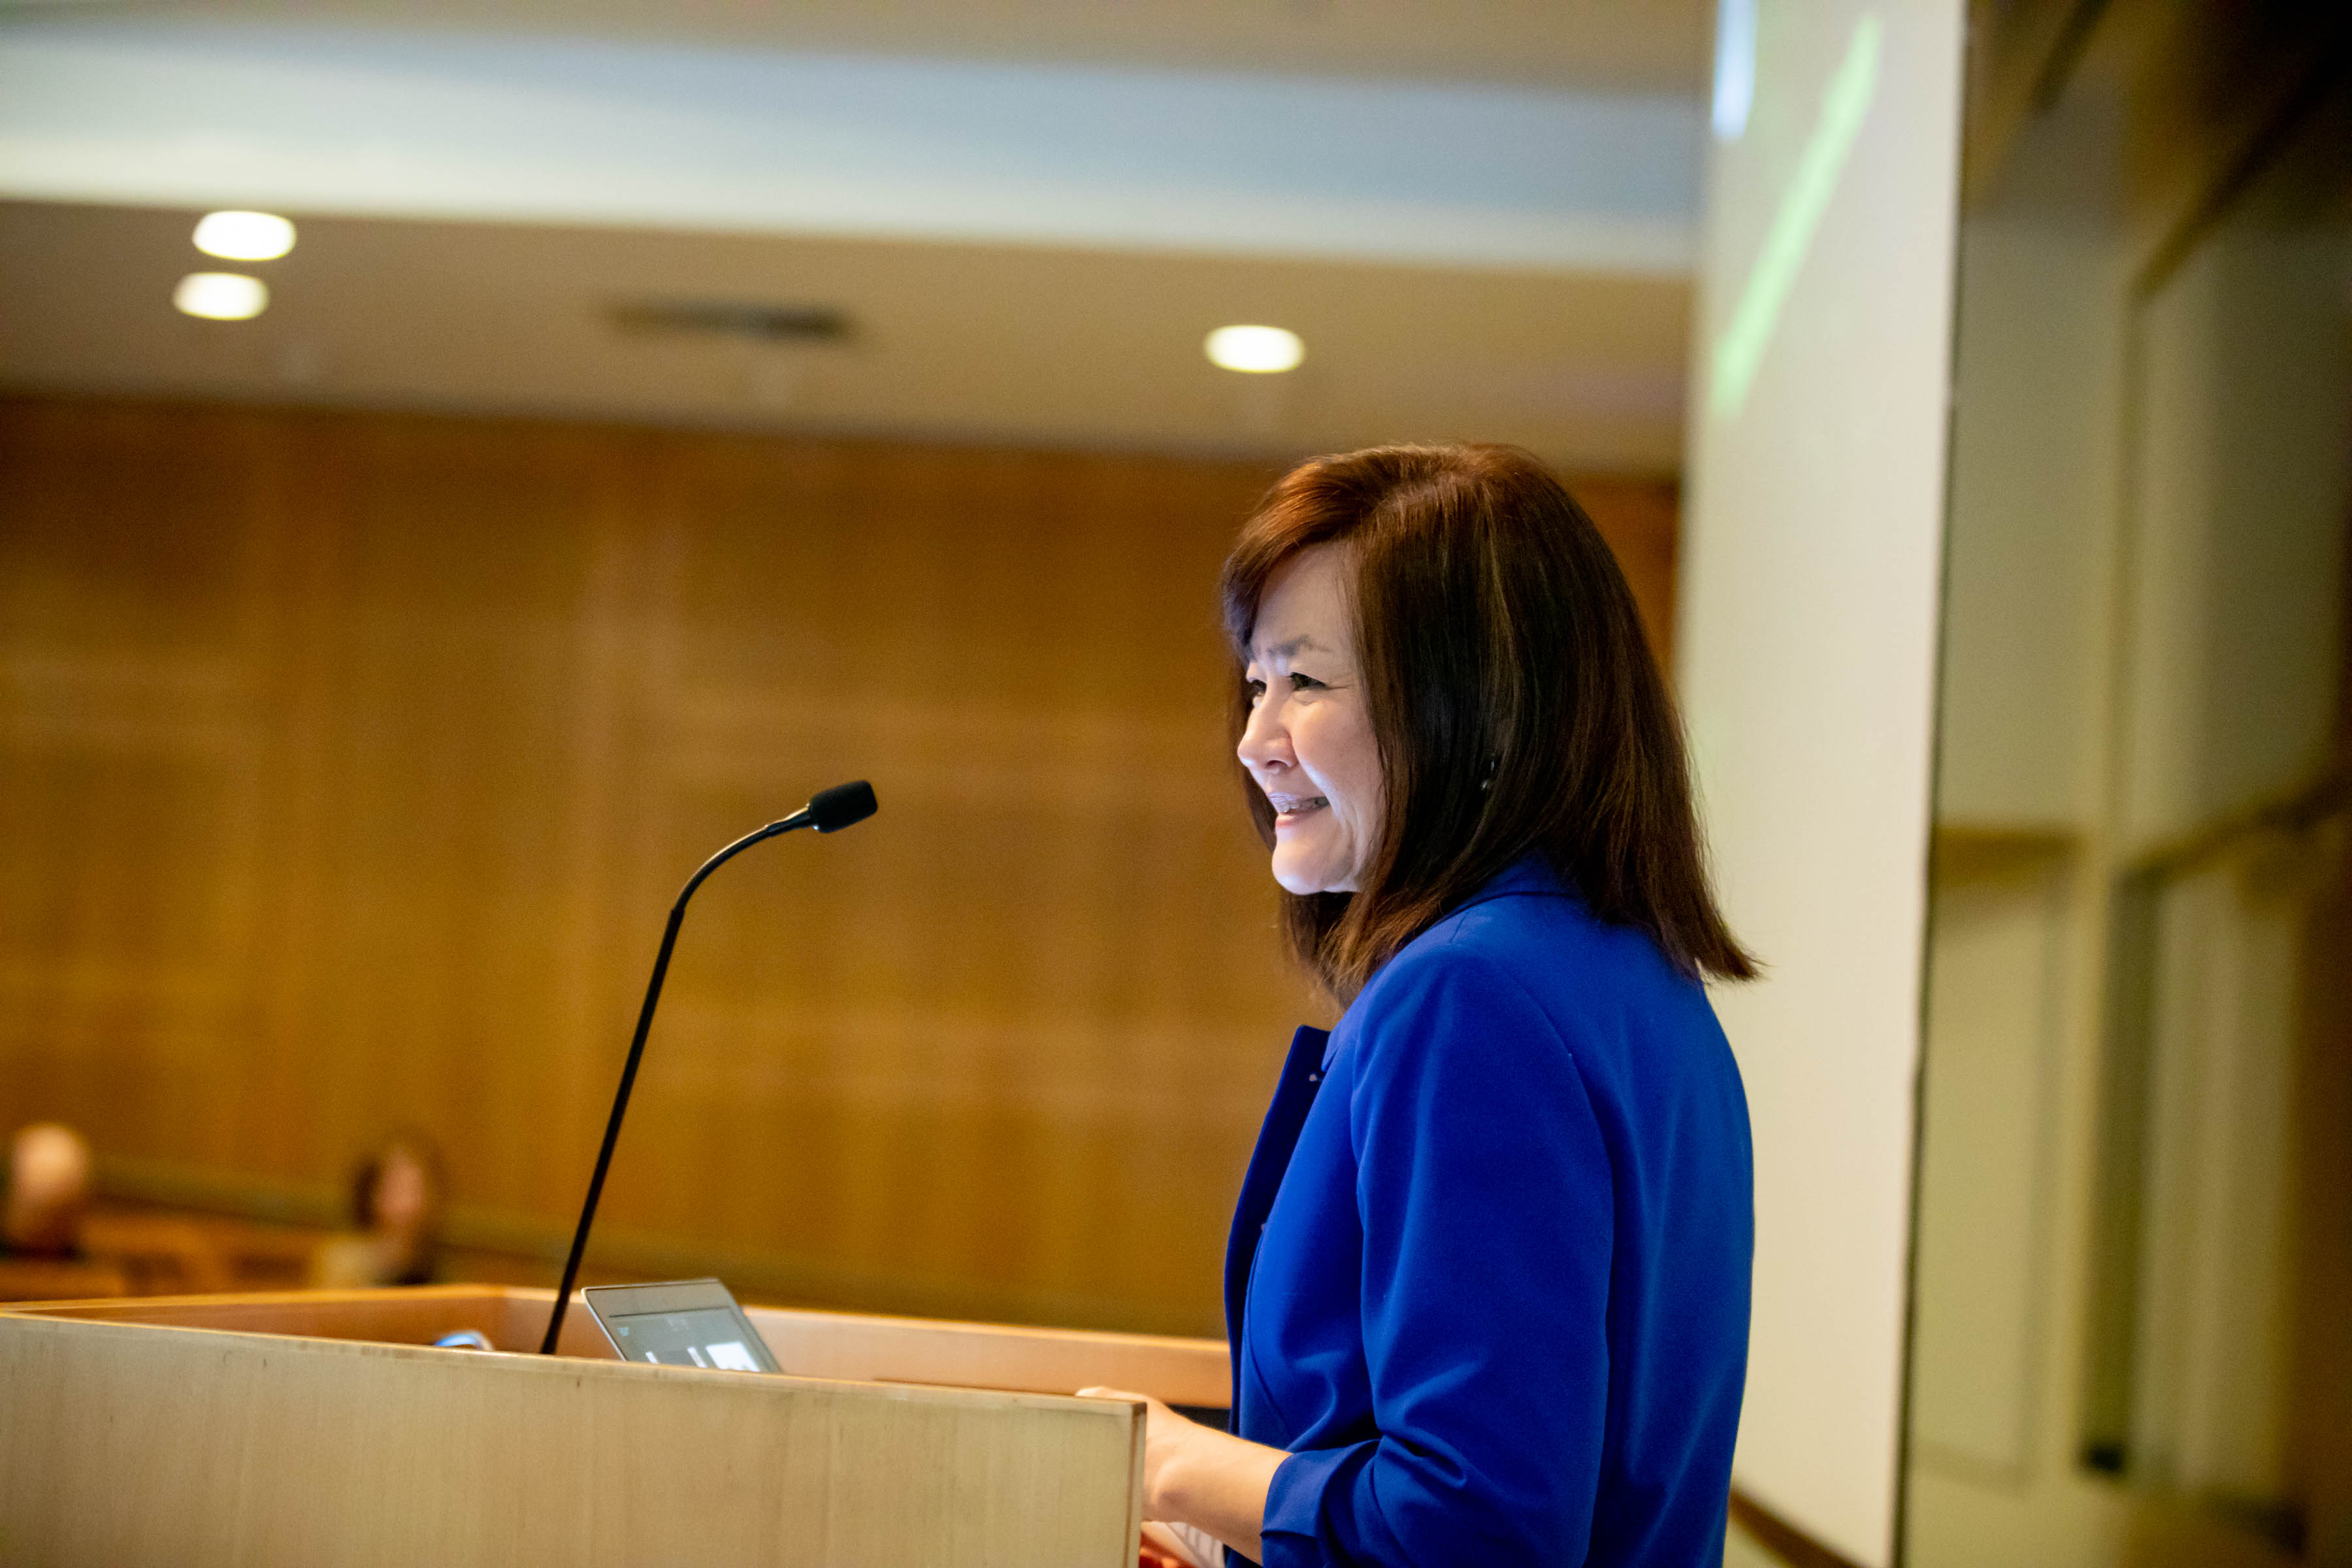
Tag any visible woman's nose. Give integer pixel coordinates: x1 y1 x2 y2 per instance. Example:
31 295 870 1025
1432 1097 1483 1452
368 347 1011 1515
1237 693 1291 772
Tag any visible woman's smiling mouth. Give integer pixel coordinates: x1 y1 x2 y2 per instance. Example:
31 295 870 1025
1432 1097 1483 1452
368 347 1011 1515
1267 792 1330 822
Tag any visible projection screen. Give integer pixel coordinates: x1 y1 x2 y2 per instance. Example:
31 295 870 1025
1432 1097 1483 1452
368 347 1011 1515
1678 4 1965 1563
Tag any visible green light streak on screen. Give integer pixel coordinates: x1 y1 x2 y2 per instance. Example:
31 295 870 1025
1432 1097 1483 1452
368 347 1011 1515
1708 12 1882 422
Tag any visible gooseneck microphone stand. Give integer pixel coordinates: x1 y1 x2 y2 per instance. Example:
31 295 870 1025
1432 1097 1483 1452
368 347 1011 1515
538 779 877 1355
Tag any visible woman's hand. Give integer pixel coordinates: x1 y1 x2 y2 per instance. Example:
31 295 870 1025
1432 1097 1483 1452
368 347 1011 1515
1075 1387 1201 1521
1077 1387 1284 1563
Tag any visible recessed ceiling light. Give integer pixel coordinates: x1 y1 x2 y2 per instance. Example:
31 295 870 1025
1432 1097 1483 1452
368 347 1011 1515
1205 324 1304 374
174 272 269 321
193 210 296 261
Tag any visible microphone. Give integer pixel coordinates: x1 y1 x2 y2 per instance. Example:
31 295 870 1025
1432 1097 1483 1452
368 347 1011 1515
802 779 877 834
538 780 877 1354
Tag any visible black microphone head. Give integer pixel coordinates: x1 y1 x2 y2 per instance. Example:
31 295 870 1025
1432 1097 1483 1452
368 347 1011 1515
807 779 877 833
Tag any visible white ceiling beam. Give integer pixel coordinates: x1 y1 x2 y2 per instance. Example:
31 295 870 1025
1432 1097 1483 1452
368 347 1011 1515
0 20 1702 274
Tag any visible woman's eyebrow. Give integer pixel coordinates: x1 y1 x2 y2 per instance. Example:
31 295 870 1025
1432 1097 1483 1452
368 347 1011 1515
1253 635 1325 662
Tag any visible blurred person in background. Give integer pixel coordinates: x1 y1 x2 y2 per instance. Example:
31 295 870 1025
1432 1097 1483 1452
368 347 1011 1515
310 1135 445 1288
1088 446 1755 1568
0 1122 95 1259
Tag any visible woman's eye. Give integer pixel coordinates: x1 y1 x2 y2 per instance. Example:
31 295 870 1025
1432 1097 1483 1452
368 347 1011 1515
1290 673 1326 693
1245 679 1267 703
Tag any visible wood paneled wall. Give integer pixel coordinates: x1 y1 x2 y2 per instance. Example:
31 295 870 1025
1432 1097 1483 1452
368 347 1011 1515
0 396 1676 1334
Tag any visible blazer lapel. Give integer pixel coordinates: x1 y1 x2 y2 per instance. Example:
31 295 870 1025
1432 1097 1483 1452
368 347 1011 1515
1222 1024 1330 1416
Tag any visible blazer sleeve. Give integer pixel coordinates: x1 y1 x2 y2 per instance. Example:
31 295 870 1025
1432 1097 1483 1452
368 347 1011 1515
1258 947 1615 1568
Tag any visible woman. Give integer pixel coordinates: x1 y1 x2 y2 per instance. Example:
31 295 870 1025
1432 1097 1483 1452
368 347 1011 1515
1088 445 1755 1567
310 1135 446 1288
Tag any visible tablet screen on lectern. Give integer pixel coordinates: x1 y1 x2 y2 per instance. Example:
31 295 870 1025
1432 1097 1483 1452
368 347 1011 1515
580 1279 782 1373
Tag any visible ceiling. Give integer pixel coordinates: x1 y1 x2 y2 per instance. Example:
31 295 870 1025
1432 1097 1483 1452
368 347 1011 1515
0 0 1714 93
0 20 1704 274
0 199 1691 470
0 3 1708 470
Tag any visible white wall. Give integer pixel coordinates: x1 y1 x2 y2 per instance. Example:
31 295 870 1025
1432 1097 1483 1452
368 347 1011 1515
1678 4 1965 1563
2121 217 2351 849
1904 212 2135 1568
1932 221 2119 831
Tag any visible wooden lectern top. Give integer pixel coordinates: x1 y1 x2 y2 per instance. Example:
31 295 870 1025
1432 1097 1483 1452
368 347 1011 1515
0 1284 1232 1568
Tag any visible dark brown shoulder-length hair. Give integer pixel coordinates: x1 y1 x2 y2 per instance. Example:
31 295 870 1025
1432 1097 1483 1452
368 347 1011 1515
1220 443 1756 999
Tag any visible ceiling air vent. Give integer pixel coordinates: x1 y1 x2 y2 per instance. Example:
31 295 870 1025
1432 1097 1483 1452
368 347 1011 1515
608 301 853 343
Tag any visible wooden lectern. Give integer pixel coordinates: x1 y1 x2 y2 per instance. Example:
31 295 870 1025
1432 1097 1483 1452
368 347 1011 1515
0 1285 1231 1566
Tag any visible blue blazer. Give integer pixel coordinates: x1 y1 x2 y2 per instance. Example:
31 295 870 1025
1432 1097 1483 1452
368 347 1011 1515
1224 858 1752 1567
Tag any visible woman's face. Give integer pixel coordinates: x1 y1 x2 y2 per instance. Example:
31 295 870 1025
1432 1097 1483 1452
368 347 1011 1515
374 1151 432 1239
1237 545 1385 896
